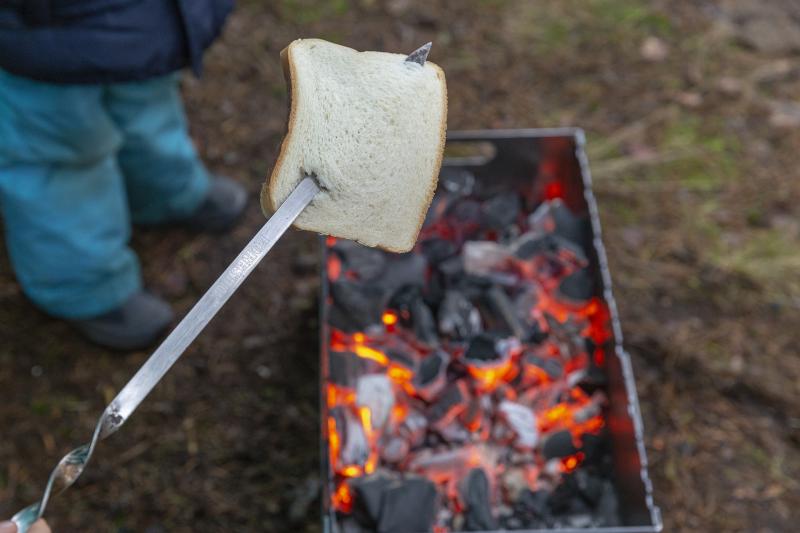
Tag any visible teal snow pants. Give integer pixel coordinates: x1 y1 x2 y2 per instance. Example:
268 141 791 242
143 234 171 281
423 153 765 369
0 70 210 319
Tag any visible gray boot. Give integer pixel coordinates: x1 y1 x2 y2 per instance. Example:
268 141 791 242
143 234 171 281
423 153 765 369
70 291 173 350
181 175 247 233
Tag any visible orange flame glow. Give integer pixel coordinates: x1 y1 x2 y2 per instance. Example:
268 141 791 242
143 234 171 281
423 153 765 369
382 311 398 326
467 356 517 392
353 345 388 366
560 452 585 473
332 481 353 513
327 254 342 280
538 388 605 445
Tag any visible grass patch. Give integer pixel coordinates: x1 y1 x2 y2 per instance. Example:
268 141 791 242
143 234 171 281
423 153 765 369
588 0 673 35
278 0 350 25
509 0 672 56
715 229 800 294
652 113 738 188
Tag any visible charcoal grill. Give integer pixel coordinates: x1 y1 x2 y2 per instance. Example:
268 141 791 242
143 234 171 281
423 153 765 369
319 128 662 533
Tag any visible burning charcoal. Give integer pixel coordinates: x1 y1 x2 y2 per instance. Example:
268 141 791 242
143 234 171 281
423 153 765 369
513 232 588 280
513 233 588 282
463 333 518 390
325 153 621 533
498 401 539 450
330 281 386 332
385 348 418 377
399 409 427 448
452 513 465 532
413 350 450 402
388 286 437 345
458 397 484 435
579 432 606 463
329 350 368 388
566 513 593 528
411 297 439 346
463 241 513 278
380 253 428 294
513 287 550 343
381 436 410 464
500 467 529 502
528 200 559 233
435 507 455 532
440 167 476 196
438 290 482 339
548 476 593 519
421 238 459 266
426 380 469 430
376 475 438 533
556 267 595 304
449 198 483 225
527 318 548 344
495 504 514 523
485 285 527 339
350 472 394 529
516 488 553 525
552 202 592 249
422 191 452 229
465 332 501 362
529 198 591 249
437 254 464 277
481 191 521 230
408 445 494 484
545 316 589 363
351 472 439 533
460 468 498 531
573 469 604 506
340 410 371 469
356 374 395 430
523 352 563 382
541 430 579 460
437 421 471 444
329 407 370 473
333 240 387 281
512 232 558 260
596 481 622 526
337 517 369 533
573 392 605 424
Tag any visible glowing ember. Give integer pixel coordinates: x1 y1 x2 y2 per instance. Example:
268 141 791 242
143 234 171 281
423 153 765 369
382 310 398 326
324 187 616 531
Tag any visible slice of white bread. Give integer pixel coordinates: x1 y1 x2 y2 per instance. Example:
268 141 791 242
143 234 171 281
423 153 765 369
261 39 447 252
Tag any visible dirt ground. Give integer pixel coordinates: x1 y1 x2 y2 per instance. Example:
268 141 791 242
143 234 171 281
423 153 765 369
2 1 799 531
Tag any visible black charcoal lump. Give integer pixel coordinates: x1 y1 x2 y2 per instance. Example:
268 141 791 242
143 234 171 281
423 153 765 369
557 267 595 303
542 429 579 460
460 468 498 531
481 191 521 230
329 281 386 332
438 290 481 339
464 332 500 362
414 350 449 402
351 472 438 533
333 240 387 281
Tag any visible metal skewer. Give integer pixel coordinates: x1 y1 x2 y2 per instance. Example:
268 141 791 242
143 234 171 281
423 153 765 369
405 42 432 65
11 176 320 532
9 42 432 532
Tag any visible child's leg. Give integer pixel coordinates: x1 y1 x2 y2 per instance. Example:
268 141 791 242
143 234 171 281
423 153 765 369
0 69 141 319
105 73 211 224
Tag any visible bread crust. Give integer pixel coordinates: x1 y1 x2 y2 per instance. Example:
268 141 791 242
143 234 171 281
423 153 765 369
260 41 300 216
261 40 448 253
404 63 448 253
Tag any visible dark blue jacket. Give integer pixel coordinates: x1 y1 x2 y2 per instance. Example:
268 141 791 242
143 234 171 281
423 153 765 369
0 0 234 84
